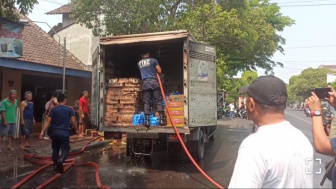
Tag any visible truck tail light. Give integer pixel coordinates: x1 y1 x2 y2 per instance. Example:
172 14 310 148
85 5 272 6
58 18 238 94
104 132 122 139
168 134 184 142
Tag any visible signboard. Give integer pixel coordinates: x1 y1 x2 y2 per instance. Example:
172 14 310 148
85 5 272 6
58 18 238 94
0 20 23 58
327 73 336 84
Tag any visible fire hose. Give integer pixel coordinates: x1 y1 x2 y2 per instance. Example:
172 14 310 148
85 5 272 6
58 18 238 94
157 73 224 189
12 136 110 189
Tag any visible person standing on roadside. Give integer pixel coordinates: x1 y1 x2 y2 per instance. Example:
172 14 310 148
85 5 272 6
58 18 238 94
42 92 59 140
19 91 35 150
306 86 336 187
0 90 18 152
229 76 313 188
79 91 89 137
229 102 235 120
40 93 78 173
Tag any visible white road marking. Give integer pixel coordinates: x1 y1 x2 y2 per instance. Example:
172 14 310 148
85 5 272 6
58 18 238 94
285 112 312 124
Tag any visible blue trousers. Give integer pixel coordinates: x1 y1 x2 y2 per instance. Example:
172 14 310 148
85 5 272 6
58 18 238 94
51 130 70 164
229 111 234 118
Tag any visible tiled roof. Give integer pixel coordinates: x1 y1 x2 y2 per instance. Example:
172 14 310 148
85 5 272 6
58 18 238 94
11 16 88 71
46 4 73 15
319 65 336 70
47 22 62 36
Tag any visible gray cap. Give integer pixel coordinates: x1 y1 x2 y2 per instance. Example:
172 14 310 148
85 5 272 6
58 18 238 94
239 76 287 106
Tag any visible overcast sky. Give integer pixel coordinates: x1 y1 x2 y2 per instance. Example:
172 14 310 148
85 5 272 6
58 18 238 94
27 0 336 83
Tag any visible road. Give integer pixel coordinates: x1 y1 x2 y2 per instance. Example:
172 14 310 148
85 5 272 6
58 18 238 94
0 109 333 188
285 109 333 188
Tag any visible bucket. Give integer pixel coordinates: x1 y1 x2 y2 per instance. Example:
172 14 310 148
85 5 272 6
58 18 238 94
149 117 160 126
132 114 145 125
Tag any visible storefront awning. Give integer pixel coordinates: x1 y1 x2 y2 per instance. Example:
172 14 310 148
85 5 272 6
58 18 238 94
0 58 91 78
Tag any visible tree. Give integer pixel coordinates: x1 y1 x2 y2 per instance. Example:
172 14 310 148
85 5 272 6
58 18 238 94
0 0 38 20
331 81 336 91
72 0 294 80
71 0 201 36
179 1 293 75
223 70 258 102
288 68 335 101
241 70 258 86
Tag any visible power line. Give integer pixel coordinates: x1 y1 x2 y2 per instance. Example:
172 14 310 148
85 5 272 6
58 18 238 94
277 0 335 5
281 67 313 70
285 45 336 49
34 7 62 18
40 0 64 5
275 60 336 63
283 62 318 66
279 3 336 7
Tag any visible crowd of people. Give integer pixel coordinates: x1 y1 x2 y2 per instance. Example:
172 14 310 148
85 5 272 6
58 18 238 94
0 90 91 154
219 101 246 120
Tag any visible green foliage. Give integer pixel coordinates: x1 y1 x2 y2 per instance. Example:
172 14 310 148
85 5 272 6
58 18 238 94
241 70 258 86
331 81 336 91
72 0 294 101
288 68 335 101
71 0 200 36
223 70 258 102
177 1 293 78
225 97 235 103
0 0 38 20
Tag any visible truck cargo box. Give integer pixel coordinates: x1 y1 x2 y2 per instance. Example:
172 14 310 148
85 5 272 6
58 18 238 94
91 30 217 136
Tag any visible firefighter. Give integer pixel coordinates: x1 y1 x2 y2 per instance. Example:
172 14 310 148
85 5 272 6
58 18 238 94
138 50 167 128
40 93 79 173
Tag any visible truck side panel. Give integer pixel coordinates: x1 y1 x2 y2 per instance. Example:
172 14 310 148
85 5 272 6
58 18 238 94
188 42 217 127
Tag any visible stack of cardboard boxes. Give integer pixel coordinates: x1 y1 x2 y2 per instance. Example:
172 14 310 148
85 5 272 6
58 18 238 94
166 94 185 127
104 78 143 126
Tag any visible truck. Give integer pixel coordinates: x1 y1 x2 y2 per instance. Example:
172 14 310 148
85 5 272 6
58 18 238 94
91 30 217 160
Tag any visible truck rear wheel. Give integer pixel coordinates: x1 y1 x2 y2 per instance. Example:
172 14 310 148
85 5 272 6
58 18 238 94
189 129 205 161
197 130 205 160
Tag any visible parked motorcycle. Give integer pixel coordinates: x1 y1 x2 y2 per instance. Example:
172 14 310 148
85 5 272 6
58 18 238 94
238 109 248 119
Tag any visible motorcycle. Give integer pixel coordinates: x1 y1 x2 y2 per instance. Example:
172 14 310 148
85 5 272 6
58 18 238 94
304 107 311 117
217 108 224 119
238 109 248 119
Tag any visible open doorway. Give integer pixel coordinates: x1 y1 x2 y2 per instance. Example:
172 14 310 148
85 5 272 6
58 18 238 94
21 74 62 122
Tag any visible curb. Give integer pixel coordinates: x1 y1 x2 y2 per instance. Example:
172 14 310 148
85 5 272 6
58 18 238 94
70 139 112 153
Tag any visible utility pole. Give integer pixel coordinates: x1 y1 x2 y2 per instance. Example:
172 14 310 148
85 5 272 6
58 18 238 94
63 37 66 93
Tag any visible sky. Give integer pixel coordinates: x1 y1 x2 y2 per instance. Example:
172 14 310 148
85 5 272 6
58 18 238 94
26 0 336 84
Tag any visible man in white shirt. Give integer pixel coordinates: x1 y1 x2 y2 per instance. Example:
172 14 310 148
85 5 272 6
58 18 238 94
229 102 235 120
229 76 313 188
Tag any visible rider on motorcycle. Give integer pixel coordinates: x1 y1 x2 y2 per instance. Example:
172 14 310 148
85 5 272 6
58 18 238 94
238 102 245 118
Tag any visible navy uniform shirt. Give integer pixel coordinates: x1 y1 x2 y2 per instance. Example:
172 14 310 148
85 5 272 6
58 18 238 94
49 105 75 130
138 58 159 80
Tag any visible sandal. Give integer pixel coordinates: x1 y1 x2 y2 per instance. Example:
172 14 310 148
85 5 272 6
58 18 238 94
24 144 33 147
19 146 27 150
8 147 14 151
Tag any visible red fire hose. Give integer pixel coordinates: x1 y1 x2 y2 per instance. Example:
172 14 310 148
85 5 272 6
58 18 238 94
12 136 110 189
157 73 224 189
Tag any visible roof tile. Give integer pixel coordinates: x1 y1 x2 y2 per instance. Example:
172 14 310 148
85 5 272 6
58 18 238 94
4 16 89 71
46 4 73 15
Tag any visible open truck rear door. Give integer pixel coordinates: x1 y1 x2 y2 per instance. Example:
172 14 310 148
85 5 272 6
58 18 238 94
188 41 217 128
91 46 100 128
187 42 217 160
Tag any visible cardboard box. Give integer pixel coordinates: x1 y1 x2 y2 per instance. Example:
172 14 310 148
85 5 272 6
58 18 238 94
169 95 184 102
167 116 184 127
167 108 184 117
167 101 184 108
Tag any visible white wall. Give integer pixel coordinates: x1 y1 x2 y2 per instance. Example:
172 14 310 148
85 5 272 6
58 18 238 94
54 24 99 66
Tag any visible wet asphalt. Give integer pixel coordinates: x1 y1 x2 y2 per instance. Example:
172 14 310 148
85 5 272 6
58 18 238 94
1 109 331 188
0 122 250 188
